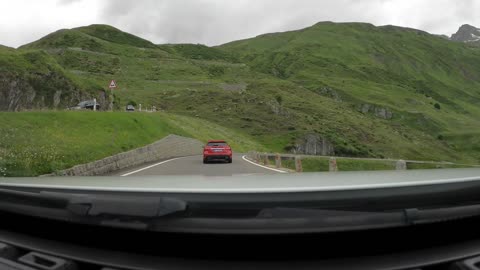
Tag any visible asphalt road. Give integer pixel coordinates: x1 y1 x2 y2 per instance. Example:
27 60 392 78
113 154 285 177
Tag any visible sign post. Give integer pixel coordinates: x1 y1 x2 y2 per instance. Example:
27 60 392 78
108 80 117 111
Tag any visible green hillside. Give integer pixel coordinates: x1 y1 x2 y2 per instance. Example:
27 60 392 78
76 24 157 48
158 43 238 62
219 22 480 161
1 22 479 165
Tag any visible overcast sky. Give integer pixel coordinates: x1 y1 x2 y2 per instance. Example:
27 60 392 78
1 0 479 48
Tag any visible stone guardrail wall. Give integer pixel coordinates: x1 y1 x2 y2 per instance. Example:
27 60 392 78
43 135 204 176
245 151 478 173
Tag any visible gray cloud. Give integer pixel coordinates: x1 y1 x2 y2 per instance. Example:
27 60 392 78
96 0 480 46
2 0 480 47
98 0 377 45
57 0 83 5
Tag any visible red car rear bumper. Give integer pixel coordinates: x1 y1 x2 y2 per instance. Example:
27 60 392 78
203 152 232 160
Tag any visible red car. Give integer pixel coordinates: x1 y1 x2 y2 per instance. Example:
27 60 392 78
203 140 233 164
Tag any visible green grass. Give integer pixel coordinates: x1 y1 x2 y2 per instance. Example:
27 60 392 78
276 156 400 172
335 159 396 171
0 111 263 176
275 157 330 172
257 155 477 173
76 24 156 48
288 157 472 172
282 159 296 171
440 131 480 161
158 44 238 62
301 158 330 172
294 157 395 172
406 162 472 170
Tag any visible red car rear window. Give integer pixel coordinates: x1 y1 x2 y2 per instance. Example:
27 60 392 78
207 142 228 146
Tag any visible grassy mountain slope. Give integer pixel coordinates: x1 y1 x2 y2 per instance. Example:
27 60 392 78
158 43 238 62
76 24 157 48
220 22 480 111
219 22 480 161
4 23 480 164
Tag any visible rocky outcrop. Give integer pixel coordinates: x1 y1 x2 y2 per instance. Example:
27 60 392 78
1 76 33 111
266 98 290 117
292 134 335 156
220 83 247 92
0 72 106 111
359 104 393 120
374 107 393 119
267 99 281 115
451 24 480 45
53 90 62 107
316 87 342 101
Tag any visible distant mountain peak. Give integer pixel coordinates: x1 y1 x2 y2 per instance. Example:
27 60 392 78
74 24 156 48
20 24 156 51
459 24 478 31
451 24 480 44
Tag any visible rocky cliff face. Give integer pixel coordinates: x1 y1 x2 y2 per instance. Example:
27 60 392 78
451 24 480 45
292 133 335 156
0 47 107 111
358 104 394 120
0 72 106 111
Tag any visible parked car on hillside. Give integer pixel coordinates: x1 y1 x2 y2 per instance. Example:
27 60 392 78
126 105 135 111
203 140 233 164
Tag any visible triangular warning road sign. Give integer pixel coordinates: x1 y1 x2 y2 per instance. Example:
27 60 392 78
109 80 117 89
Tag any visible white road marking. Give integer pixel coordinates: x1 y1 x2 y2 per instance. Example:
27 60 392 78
242 155 288 174
121 157 185 176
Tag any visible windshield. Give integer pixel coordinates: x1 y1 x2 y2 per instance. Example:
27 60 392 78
1 0 480 238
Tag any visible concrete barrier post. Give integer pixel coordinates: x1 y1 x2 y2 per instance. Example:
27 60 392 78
329 157 338 172
263 153 269 165
295 156 303 173
396 160 407 170
275 153 281 169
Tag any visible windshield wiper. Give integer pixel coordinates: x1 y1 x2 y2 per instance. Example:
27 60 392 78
252 205 480 232
0 188 188 230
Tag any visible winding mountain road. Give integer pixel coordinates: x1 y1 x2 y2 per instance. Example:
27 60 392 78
112 154 286 177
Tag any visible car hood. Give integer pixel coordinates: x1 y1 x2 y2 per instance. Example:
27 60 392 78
2 169 480 193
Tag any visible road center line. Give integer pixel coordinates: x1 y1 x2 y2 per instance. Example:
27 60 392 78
121 157 186 176
242 155 288 174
